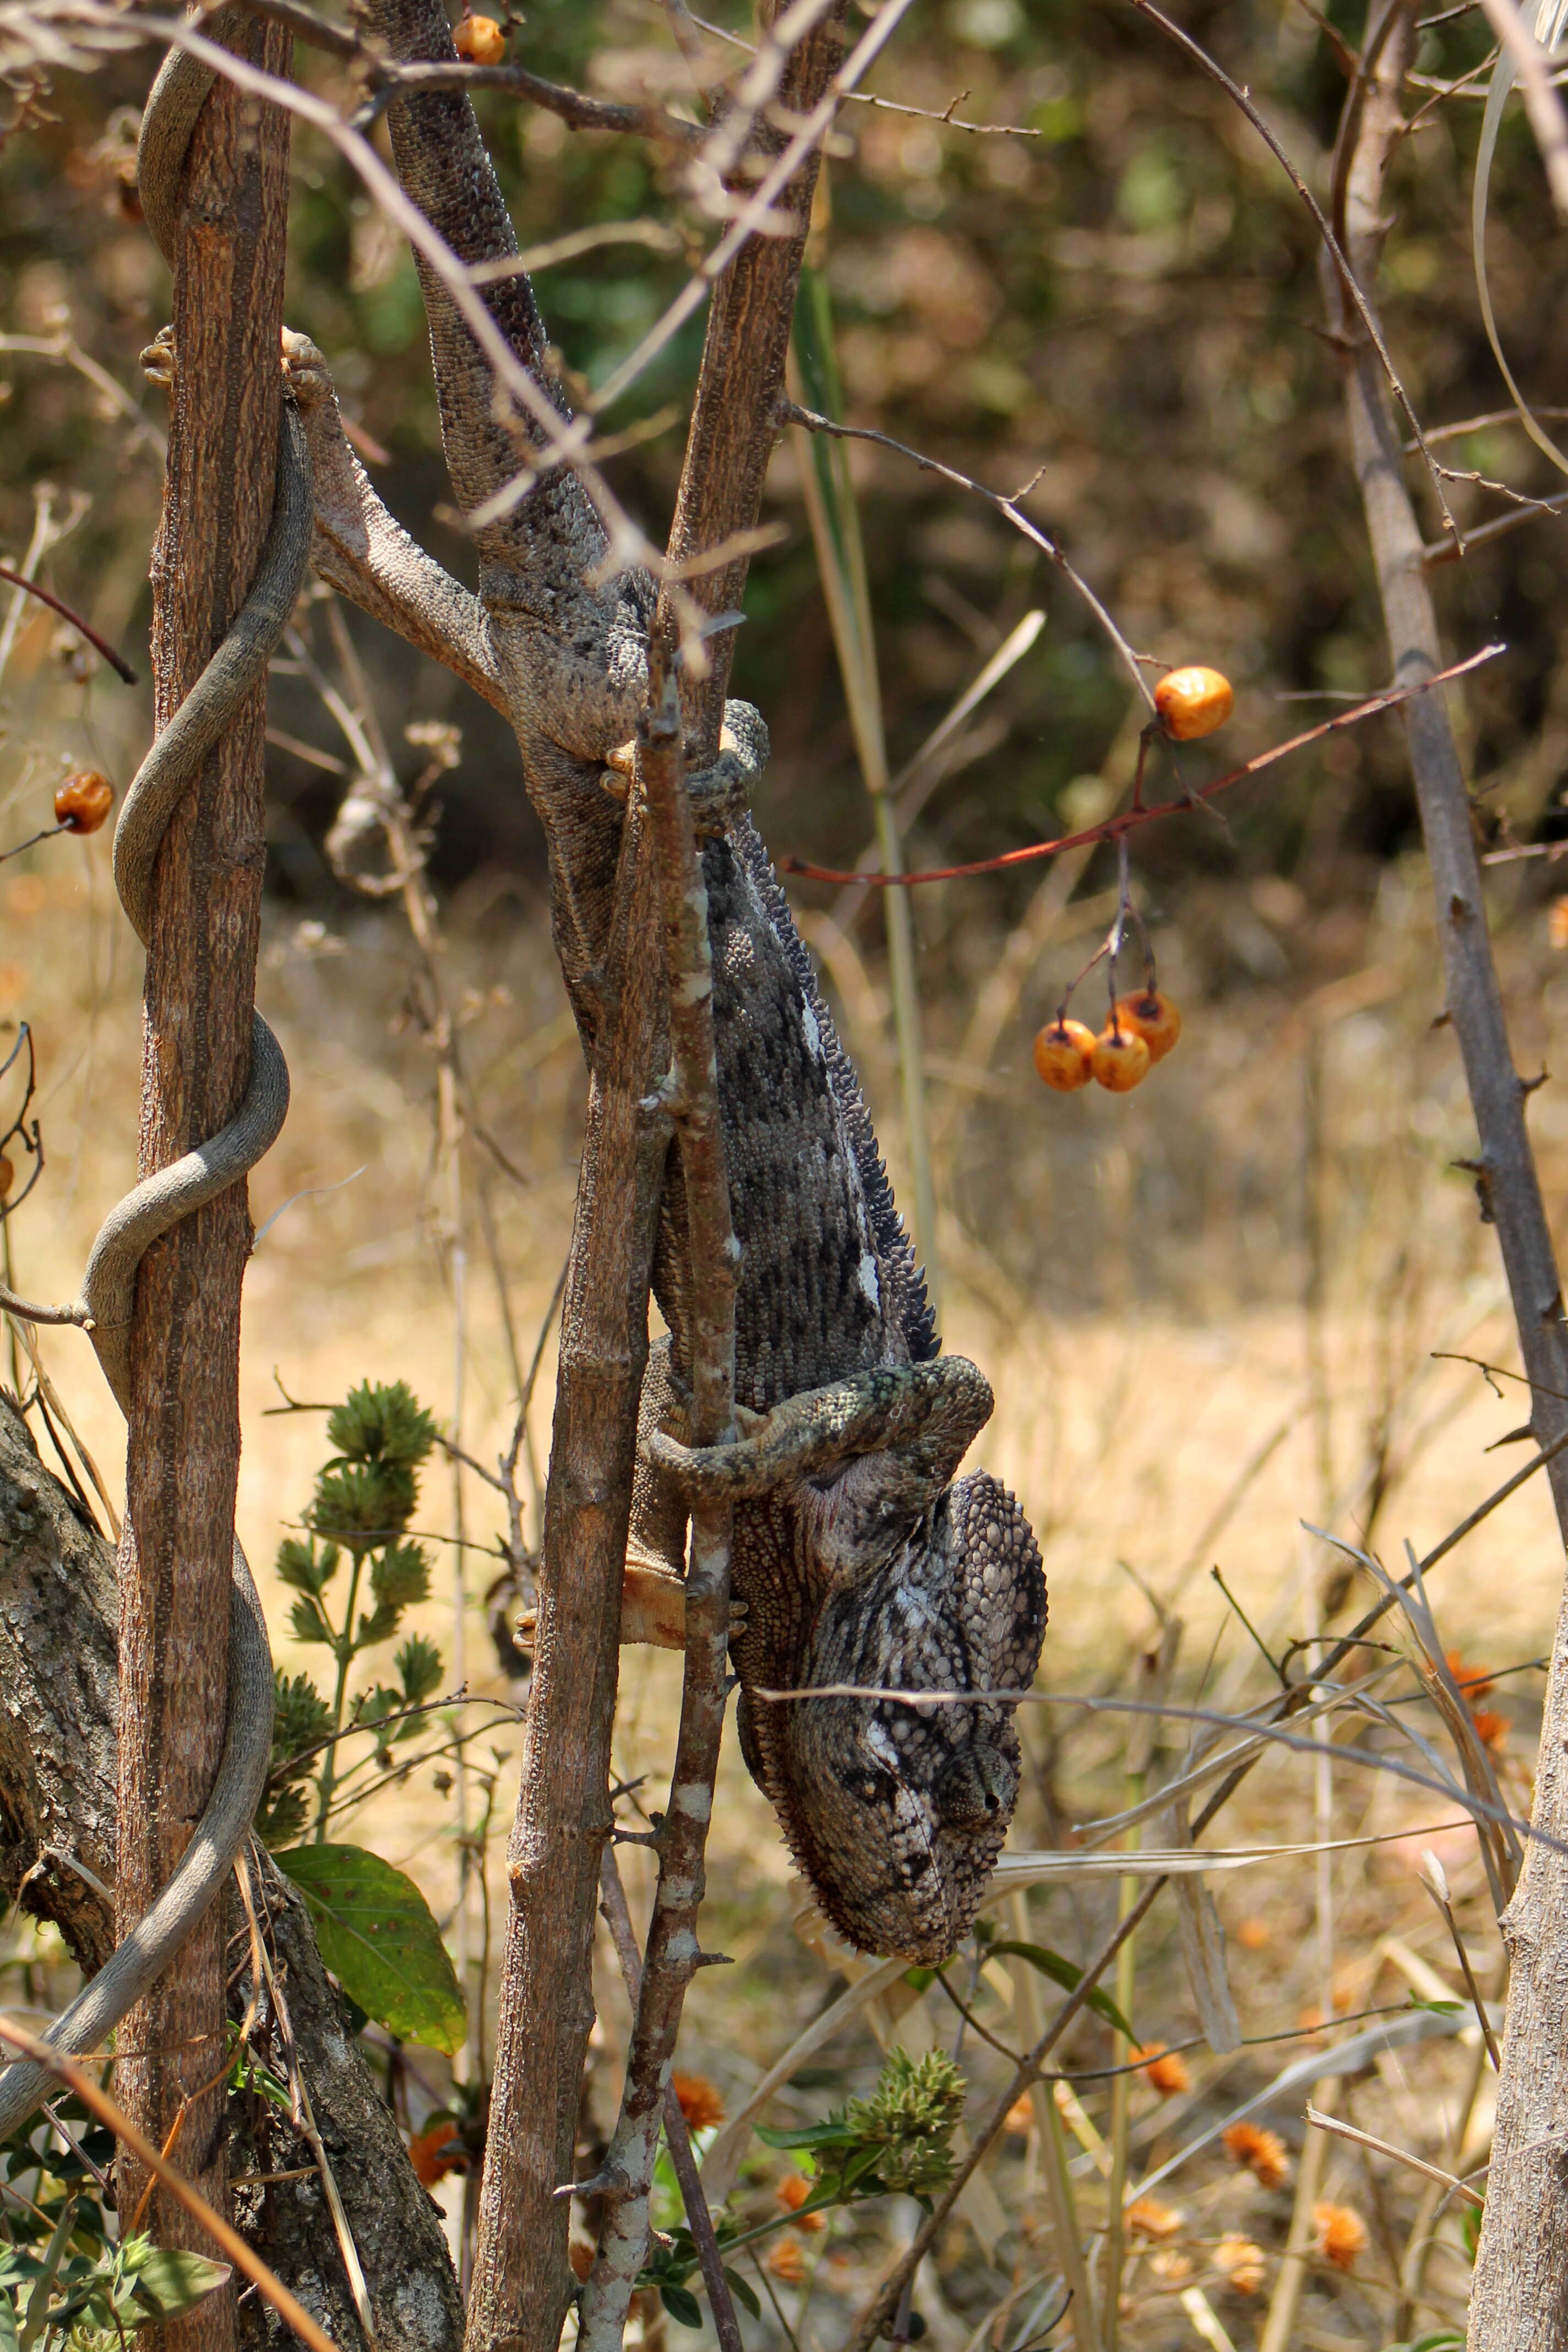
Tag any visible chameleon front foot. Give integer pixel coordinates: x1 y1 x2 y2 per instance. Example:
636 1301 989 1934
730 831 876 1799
514 1562 747 1654
598 699 770 837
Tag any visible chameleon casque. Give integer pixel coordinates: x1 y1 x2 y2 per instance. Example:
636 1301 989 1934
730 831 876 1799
286 0 1048 1964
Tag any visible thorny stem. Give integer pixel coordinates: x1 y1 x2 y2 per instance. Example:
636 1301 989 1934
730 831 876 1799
597 1849 745 2352
577 655 739 2352
468 793 669 2352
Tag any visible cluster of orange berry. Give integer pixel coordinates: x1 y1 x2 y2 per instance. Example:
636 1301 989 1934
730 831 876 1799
453 9 506 60
1034 987 1181 1096
1027 663 1232 1101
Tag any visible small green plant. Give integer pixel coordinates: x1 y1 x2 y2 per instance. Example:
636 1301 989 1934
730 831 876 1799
260 1379 444 1845
636 2048 968 2329
257 1380 465 2056
1 2098 227 2352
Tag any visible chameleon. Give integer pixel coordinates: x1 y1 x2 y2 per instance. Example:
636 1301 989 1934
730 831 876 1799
281 0 1048 1963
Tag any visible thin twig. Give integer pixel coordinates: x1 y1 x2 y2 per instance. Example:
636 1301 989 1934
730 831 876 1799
1304 2104 1487 2205
0 564 136 683
1118 0 1460 543
780 643 1502 886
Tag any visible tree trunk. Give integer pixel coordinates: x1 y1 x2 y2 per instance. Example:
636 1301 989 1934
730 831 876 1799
116 20 289 2343
1325 9 1568 2343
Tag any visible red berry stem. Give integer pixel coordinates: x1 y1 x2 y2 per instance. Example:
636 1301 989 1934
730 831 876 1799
0 563 138 686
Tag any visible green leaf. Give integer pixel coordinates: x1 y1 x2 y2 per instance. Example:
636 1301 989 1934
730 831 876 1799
395 1632 444 1709
658 2284 704 2329
311 1460 416 1551
122 2246 231 2323
723 2269 761 2320
372 1539 431 1615
0 2287 18 2352
987 1941 1136 2042
754 2121 860 2151
287 1594 335 1648
275 1843 466 2054
276 1538 339 1596
18 2197 73 2352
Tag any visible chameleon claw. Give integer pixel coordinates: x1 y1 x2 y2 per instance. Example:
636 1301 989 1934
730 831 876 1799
139 324 175 391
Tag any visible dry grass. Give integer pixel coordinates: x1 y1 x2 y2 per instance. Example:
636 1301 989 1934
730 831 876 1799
4 637 1567 2350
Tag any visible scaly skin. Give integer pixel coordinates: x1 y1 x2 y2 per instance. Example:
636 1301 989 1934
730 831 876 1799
296 0 1047 1961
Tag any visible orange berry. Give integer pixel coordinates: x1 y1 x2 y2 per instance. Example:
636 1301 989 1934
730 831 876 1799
53 770 114 835
1032 1017 1096 1092
1090 1023 1150 1092
0 1155 12 1200
453 12 505 61
1114 989 1181 1064
1154 665 1234 741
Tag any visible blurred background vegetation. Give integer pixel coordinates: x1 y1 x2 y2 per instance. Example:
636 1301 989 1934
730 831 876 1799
4 6 1568 2343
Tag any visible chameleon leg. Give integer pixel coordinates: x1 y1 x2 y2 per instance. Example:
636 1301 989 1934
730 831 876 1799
649 1356 993 1502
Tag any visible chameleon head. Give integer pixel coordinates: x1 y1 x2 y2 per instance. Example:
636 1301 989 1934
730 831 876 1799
779 1471 1046 1964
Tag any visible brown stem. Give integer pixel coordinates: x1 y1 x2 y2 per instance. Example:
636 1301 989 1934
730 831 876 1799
1321 9 1568 2344
114 21 289 2349
464 812 670 2352
0 563 137 684
578 657 739 2352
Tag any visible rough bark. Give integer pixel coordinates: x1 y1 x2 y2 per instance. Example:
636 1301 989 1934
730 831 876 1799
465 815 670 2352
117 20 289 2338
1324 10 1568 2344
0 1395 464 2352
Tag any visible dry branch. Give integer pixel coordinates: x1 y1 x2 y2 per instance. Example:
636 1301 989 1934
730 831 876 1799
465 819 670 2352
1321 7 1568 2342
